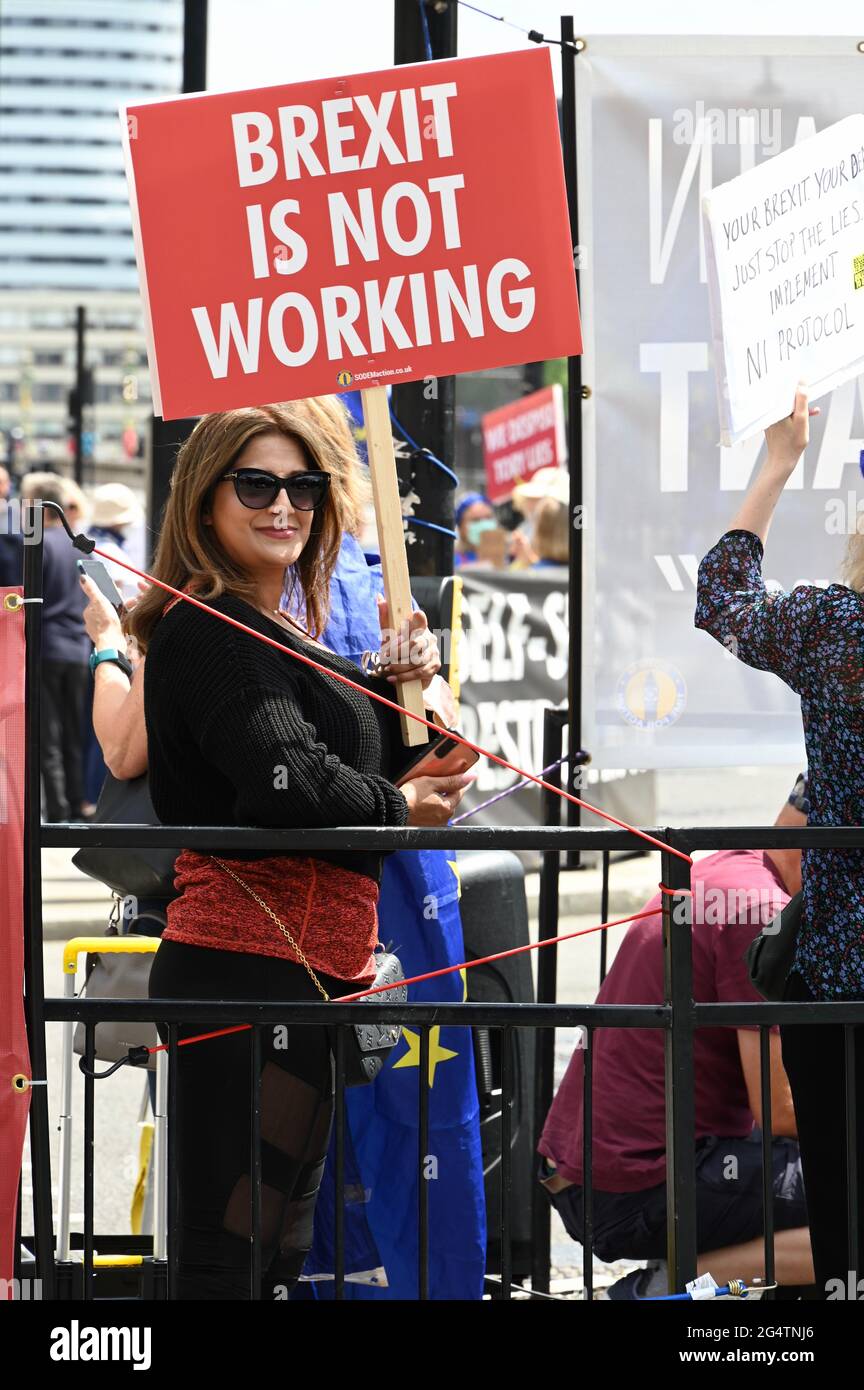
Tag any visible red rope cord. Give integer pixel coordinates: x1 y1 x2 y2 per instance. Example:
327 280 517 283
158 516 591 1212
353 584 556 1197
90 544 692 865
145 898 684 1054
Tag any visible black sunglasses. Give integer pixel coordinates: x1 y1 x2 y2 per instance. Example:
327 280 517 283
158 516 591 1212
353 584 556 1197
219 468 331 511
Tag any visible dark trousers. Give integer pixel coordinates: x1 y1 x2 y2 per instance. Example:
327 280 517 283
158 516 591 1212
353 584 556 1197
149 939 346 1300
41 659 89 820
542 1132 806 1265
780 969 864 1297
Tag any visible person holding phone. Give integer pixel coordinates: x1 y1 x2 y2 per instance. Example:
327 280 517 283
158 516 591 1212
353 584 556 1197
110 399 471 1300
695 383 864 1297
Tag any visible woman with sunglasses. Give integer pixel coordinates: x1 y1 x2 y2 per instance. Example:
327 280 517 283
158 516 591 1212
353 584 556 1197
124 400 472 1300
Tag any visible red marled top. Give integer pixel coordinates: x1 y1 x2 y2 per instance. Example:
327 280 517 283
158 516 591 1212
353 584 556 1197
163 850 380 987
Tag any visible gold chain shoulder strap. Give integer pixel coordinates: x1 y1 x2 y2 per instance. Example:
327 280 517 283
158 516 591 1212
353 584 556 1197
207 855 330 1001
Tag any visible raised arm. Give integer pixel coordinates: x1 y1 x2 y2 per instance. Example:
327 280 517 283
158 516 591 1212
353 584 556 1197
695 386 826 694
728 384 819 546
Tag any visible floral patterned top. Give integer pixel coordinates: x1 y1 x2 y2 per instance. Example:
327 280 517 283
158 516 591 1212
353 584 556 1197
695 529 864 1000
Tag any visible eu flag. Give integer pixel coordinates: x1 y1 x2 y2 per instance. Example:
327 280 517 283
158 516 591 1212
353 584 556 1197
291 532 486 1299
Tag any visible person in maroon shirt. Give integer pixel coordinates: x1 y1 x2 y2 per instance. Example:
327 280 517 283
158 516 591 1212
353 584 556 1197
538 779 814 1298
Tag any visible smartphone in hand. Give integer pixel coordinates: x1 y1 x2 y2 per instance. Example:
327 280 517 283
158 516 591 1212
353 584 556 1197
394 730 480 787
78 558 125 614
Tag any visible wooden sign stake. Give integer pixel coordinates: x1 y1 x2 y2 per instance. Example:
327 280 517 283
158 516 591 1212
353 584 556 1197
361 385 429 748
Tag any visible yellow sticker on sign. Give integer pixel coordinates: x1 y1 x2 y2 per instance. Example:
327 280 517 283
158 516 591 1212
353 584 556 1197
854 253 864 290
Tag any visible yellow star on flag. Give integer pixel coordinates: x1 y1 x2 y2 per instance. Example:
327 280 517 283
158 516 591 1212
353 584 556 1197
392 1026 458 1086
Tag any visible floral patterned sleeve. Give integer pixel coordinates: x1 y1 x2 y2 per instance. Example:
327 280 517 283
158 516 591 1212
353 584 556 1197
695 529 828 696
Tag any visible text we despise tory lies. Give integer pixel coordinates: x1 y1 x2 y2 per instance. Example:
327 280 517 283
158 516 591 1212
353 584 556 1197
192 81 541 379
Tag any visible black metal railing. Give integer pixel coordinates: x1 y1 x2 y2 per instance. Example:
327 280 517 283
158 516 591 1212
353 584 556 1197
23 819 864 1302
16 508 864 1301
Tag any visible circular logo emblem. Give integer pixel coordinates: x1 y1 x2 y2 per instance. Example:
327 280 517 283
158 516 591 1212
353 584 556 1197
615 659 687 730
336 370 353 387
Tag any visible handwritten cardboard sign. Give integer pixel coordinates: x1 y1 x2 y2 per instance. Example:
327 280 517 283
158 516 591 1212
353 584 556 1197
703 114 864 444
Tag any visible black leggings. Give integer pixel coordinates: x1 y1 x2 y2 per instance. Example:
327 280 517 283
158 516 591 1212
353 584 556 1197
149 938 348 1300
780 969 864 1296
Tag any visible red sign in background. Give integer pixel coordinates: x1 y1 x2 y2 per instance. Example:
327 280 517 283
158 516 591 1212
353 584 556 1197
122 48 581 419
481 383 566 502
0 591 29 1289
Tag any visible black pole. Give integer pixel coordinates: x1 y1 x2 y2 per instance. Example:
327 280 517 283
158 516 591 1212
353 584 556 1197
759 1026 776 1296
147 0 209 541
147 416 199 567
22 505 57 1295
499 1024 513 1299
661 834 697 1292
334 1027 346 1299
599 850 609 983
530 706 566 1295
182 0 208 93
72 306 85 487
392 1 458 578
560 17 584 870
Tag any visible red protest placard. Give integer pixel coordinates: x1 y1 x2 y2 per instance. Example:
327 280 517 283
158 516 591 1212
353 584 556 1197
482 383 566 502
120 49 581 419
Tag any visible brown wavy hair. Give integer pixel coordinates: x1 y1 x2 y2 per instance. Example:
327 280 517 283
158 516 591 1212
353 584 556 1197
127 396 372 653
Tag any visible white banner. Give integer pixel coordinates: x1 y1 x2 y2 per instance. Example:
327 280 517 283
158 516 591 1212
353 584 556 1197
577 37 864 769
